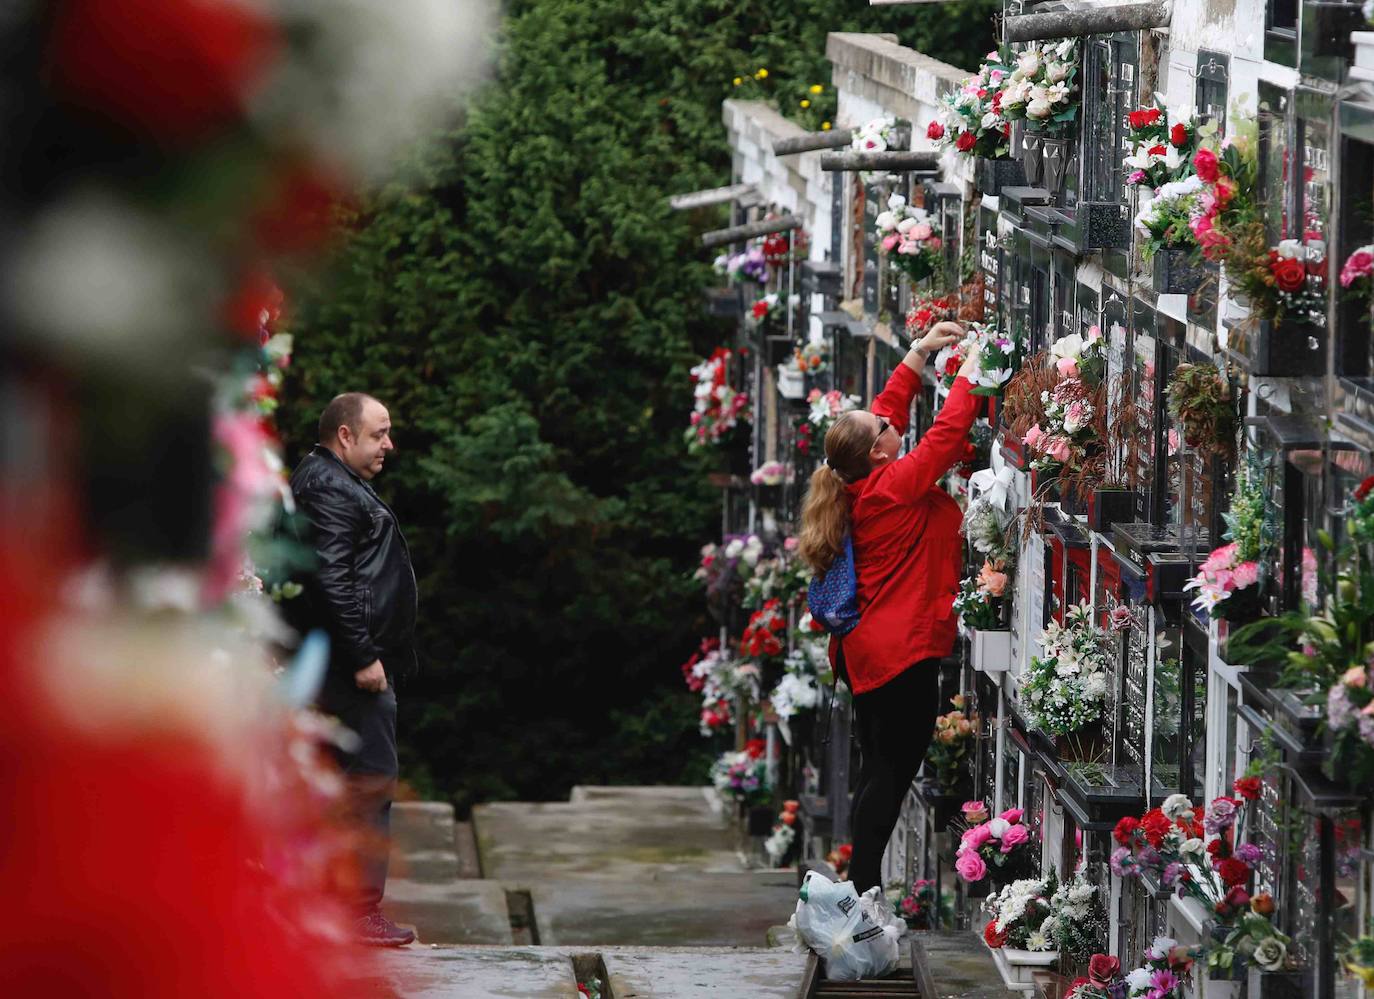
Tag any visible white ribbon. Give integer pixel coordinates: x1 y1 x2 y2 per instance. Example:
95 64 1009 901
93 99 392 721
969 463 1016 513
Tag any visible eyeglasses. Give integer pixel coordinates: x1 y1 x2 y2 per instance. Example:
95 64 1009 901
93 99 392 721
873 417 890 448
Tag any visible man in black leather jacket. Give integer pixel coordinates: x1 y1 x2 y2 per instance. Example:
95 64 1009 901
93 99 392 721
289 391 418 947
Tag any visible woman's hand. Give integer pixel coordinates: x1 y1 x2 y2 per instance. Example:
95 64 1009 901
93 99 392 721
916 321 964 357
958 340 982 380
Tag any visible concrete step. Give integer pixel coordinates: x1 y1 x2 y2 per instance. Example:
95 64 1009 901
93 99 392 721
381 878 514 946
390 801 461 885
366 944 810 998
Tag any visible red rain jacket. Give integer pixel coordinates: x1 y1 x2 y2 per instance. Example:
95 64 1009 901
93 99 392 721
829 365 980 694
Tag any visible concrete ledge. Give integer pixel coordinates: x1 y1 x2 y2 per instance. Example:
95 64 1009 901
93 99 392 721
382 878 514 946
826 31 971 118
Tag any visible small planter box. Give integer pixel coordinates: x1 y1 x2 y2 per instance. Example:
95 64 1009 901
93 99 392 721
1248 318 1325 377
1153 248 1206 295
985 941 1059 991
968 628 1012 673
1088 489 1136 534
977 157 1027 196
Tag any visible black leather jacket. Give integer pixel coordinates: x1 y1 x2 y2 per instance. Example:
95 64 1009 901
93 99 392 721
289 446 418 677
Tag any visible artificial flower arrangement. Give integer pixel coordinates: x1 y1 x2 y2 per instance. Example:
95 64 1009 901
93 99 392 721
1021 329 1107 474
925 695 978 790
1021 602 1112 741
906 292 957 341
763 800 800 866
1185 466 1268 620
742 537 811 610
947 323 1023 396
955 805 1039 886
852 115 902 183
933 337 972 390
954 558 1013 631
931 51 1013 158
797 388 862 455
681 638 755 736
874 193 943 284
749 460 787 487
710 740 770 805
1123 105 1201 189
827 842 853 878
696 532 766 605
1111 786 1291 976
1165 362 1234 458
997 39 1080 137
1133 175 1205 261
1340 243 1374 292
686 347 751 454
746 291 784 329
1264 237 1328 326
740 598 788 662
713 244 768 284
887 878 950 931
1046 875 1109 965
771 612 830 721
1063 954 1127 999
1120 938 1200 999
794 336 830 375
981 873 1057 953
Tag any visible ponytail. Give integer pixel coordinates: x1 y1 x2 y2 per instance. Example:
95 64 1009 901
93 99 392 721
799 464 850 575
798 410 875 575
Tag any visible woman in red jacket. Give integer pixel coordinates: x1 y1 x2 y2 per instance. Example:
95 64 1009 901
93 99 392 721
798 321 981 895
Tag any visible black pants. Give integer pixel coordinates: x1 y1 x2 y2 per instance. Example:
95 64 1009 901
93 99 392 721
321 675 399 915
848 660 941 896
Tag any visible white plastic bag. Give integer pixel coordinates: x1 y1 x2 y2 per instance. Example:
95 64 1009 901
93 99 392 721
788 871 902 981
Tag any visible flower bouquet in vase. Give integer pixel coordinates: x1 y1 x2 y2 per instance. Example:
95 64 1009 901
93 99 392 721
955 559 1014 672
965 324 1023 397
980 874 1059 984
1021 602 1111 766
886 878 952 931
874 193 943 285
955 805 1038 891
1185 466 1268 628
926 695 978 791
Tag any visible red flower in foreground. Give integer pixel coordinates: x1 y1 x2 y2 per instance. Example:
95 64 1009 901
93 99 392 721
955 131 977 152
1170 123 1189 148
1233 776 1262 800
1194 147 1219 183
983 919 1008 948
1271 256 1307 294
1147 144 1167 157
1356 475 1374 501
1113 816 1139 846
1140 808 1172 847
48 0 280 144
1088 954 1121 986
252 160 352 254
927 121 945 140
1127 108 1161 130
223 267 285 345
1216 857 1251 887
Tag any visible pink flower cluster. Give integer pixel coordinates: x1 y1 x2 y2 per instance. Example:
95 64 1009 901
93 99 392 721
1341 245 1374 288
1183 542 1260 616
954 807 1031 882
1023 424 1071 464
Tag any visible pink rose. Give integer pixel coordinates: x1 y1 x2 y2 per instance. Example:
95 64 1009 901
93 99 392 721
1023 424 1045 449
1000 807 1023 823
882 234 900 252
1341 249 1374 287
1000 823 1030 852
898 239 920 255
962 800 989 823
955 850 988 883
1056 357 1079 378
961 823 993 851
910 223 933 241
1046 435 1071 463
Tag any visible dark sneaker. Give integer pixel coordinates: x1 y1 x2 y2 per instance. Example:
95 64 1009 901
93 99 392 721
355 910 416 947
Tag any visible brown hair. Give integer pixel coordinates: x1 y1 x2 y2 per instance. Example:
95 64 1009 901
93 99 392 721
798 411 877 575
318 392 379 445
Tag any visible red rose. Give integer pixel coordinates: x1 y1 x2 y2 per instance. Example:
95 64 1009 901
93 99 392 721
1170 123 1189 147
1233 777 1262 801
1217 857 1251 887
1088 954 1121 986
956 131 977 152
1356 475 1374 501
984 919 1008 948
752 301 769 319
1272 256 1307 293
1127 108 1161 130
927 121 945 141
1147 144 1167 157
1194 147 1219 183
1113 816 1140 846
1140 808 1172 847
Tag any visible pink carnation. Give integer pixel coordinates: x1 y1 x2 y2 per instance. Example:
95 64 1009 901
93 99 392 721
882 234 900 252
1341 248 1374 287
1230 561 1260 589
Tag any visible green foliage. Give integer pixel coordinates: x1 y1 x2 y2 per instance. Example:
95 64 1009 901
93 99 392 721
281 0 997 814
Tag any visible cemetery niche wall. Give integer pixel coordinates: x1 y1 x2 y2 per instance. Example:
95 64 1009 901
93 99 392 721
674 3 1374 992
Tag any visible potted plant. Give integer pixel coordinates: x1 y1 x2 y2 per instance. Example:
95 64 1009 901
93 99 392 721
1021 602 1112 762
1166 362 1235 461
956 560 1013 671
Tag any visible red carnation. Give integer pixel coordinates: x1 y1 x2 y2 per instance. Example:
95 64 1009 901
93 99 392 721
1194 147 1219 183
751 301 769 319
1217 857 1251 887
1272 256 1307 293
1113 816 1140 846
1147 144 1167 157
956 131 977 152
1170 122 1189 147
1127 108 1161 130
984 919 1008 948
837 844 853 860
744 738 767 759
1207 838 1228 858
927 121 945 141
1233 777 1262 801
1140 808 1172 848
1355 475 1374 501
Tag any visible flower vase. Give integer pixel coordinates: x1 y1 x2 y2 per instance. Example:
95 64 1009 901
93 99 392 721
1021 131 1044 187
1246 968 1306 999
1040 137 1069 196
1153 248 1206 295
1088 489 1136 534
977 157 1027 196
968 627 1012 673
1053 721 1106 763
